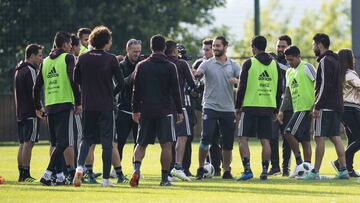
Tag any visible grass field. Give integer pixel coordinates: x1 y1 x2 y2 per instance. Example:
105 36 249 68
0 140 359 203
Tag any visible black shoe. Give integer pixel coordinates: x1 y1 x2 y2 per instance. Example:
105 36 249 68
23 175 36 182
282 169 289 177
260 172 268 181
160 181 172 186
214 169 221 177
331 160 340 173
222 171 233 179
267 168 281 176
195 168 207 180
184 169 193 177
349 170 360 178
40 177 53 186
55 176 72 186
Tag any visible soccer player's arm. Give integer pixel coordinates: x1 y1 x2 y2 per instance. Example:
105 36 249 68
193 60 207 79
170 63 184 123
314 58 330 110
275 63 284 112
132 64 142 114
66 55 81 107
112 57 125 96
183 61 197 90
33 63 45 118
279 87 291 112
235 59 250 110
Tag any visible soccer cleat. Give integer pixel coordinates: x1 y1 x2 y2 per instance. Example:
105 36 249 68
117 175 129 183
40 172 54 186
160 181 172 186
18 176 24 182
237 171 254 181
84 172 98 184
102 179 116 187
282 168 290 177
73 170 83 187
267 167 281 176
171 168 191 182
195 167 207 180
331 160 340 173
260 172 268 181
289 165 300 178
55 176 72 186
335 170 350 179
23 176 36 183
222 171 234 179
349 170 360 178
129 170 140 187
299 171 320 180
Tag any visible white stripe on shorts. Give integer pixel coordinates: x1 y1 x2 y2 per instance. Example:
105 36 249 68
74 114 82 149
290 112 305 135
315 110 323 137
68 110 74 146
182 108 191 136
168 114 176 141
237 112 245 137
30 118 38 142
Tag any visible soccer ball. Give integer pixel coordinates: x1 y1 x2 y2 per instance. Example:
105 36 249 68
203 162 215 178
296 162 314 177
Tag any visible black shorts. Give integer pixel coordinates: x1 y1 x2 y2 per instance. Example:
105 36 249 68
115 110 138 143
284 111 311 142
174 108 191 137
82 111 115 149
17 118 40 144
201 108 235 150
314 110 341 137
238 112 272 139
48 109 74 148
137 114 176 146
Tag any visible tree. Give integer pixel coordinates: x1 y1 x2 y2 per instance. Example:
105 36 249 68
0 0 226 93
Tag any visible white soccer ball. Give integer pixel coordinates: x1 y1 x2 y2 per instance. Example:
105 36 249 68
203 162 215 178
296 162 314 177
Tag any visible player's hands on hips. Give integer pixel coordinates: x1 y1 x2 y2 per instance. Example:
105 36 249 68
176 113 184 124
132 112 141 123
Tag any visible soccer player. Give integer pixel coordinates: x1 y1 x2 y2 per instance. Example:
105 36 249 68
335 49 360 178
268 35 293 176
72 26 124 187
70 34 81 58
277 45 316 178
302 33 349 180
236 36 283 181
192 38 223 176
14 44 43 182
111 39 142 182
34 32 81 186
165 40 196 181
77 28 91 55
194 36 240 180
130 34 183 187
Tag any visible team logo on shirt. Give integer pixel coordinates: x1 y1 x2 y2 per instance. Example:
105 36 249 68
258 70 271 81
291 78 299 88
47 67 59 78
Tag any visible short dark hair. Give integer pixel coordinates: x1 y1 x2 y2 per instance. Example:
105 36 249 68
54 32 71 49
278 35 292 46
165 40 177 56
25 44 43 59
203 38 213 46
77 28 92 38
214 36 228 46
150 34 166 52
89 26 112 49
284 45 301 57
251 35 267 51
313 33 330 49
70 34 79 47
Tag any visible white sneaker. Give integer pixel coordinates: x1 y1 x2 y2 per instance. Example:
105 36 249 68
171 168 191 182
168 175 179 182
110 169 117 178
101 179 116 187
289 165 299 178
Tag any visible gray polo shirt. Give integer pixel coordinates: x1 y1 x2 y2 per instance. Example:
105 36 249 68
198 57 241 112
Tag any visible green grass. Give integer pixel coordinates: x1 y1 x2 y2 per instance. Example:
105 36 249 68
0 140 359 203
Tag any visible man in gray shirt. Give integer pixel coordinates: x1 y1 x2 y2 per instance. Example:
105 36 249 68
194 36 241 180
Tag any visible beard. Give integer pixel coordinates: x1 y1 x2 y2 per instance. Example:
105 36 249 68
214 49 225 57
314 49 321 57
277 51 284 58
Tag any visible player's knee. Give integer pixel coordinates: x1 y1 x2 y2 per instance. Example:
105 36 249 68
199 141 209 151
